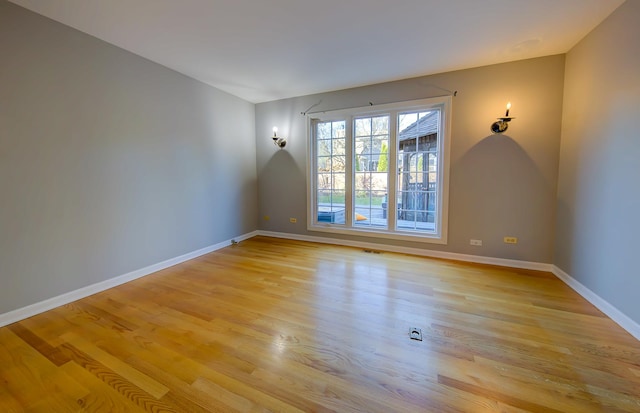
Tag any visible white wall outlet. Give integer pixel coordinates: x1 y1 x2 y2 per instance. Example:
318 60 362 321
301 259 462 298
504 236 518 244
470 239 483 246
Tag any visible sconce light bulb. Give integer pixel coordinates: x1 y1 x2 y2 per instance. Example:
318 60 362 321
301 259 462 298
492 102 515 133
271 126 286 148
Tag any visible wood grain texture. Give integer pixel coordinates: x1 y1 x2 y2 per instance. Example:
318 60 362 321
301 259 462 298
1 236 639 412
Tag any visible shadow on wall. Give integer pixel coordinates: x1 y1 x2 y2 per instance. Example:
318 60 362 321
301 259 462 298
263 147 298 176
260 149 307 230
453 133 554 261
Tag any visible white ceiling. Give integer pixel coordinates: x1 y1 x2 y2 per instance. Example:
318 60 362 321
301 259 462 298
10 0 625 103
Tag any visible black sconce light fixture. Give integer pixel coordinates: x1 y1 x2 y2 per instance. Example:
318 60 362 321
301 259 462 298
272 127 286 149
490 102 515 134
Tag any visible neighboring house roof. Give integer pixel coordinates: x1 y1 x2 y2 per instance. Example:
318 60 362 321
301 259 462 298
398 111 438 143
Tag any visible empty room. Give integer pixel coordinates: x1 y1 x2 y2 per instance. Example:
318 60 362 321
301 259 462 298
1 0 639 412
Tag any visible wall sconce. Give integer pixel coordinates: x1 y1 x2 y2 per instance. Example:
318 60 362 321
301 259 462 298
272 127 286 149
490 102 515 134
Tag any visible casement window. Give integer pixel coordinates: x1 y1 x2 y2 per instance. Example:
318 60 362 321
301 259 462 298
307 96 451 243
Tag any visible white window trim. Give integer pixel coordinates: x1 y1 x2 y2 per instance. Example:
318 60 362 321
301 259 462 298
306 96 451 244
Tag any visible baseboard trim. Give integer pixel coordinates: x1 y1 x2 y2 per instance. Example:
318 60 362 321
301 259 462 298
0 231 259 328
551 265 640 341
257 230 552 272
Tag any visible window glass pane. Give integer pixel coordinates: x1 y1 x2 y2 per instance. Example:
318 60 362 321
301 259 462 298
317 156 330 172
332 139 345 156
397 109 440 234
317 122 331 140
316 120 346 226
331 190 345 205
331 156 346 172
317 190 330 204
355 137 370 156
401 137 416 153
333 121 346 138
354 172 370 191
317 139 331 157
409 154 418 173
354 190 370 206
370 172 386 191
317 173 331 190
372 116 389 136
377 140 388 172
355 118 371 137
332 173 345 190
318 196 345 224
398 112 418 134
371 136 385 156
352 115 389 229
354 190 387 228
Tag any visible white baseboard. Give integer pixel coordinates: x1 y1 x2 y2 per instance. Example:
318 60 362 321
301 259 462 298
551 265 640 341
257 230 552 272
0 230 259 328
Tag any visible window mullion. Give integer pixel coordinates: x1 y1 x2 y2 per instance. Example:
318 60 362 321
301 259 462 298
388 111 398 231
345 115 354 226
308 118 318 227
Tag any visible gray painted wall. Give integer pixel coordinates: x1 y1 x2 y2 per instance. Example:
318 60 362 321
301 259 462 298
0 1 257 314
256 56 565 264
555 0 640 324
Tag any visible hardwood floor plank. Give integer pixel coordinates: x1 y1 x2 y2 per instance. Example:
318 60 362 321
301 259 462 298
59 361 148 413
6 323 71 367
1 236 639 412
58 343 177 412
0 382 23 413
472 356 640 412
60 332 169 399
191 375 303 413
0 329 88 412
438 374 567 413
133 358 240 413
71 300 140 332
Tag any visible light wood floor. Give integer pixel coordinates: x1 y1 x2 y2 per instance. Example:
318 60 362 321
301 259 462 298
1 236 639 412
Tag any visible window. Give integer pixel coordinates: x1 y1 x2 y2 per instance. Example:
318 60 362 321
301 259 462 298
307 97 451 243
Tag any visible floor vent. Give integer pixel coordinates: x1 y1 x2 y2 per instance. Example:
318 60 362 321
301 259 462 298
363 249 381 254
409 327 423 341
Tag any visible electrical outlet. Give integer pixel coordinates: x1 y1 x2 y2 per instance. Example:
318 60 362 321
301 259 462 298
263 215 270 221
470 239 482 246
504 236 518 244
289 217 297 223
